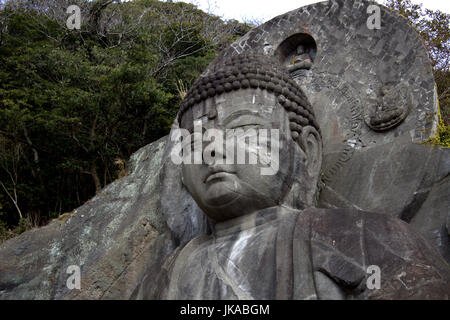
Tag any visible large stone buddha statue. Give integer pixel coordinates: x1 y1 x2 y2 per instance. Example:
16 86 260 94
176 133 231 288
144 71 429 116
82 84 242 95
133 53 450 300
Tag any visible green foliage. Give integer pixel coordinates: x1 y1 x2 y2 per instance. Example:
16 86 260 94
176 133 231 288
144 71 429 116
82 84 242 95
435 122 450 148
383 0 450 125
16 217 29 233
423 107 450 148
0 203 28 244
0 219 11 244
0 0 246 234
0 216 34 244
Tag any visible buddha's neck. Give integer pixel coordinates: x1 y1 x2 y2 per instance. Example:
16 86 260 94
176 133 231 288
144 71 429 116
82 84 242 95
212 206 290 238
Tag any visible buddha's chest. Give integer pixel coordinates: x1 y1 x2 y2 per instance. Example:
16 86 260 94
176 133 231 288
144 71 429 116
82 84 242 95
171 223 281 299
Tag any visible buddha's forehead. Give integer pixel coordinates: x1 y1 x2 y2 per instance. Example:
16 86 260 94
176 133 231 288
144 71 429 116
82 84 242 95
180 88 281 130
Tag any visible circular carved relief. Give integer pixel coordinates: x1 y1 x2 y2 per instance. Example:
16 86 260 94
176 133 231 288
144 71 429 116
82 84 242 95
364 82 412 131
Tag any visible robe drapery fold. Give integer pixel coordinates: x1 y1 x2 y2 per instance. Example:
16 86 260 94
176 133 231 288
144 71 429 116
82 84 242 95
133 207 450 300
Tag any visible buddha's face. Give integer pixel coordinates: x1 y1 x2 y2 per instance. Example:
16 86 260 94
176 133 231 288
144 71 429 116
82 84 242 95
179 88 302 222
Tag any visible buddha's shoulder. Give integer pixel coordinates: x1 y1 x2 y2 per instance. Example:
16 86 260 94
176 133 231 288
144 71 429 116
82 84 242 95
287 206 446 266
294 207 450 283
293 207 417 238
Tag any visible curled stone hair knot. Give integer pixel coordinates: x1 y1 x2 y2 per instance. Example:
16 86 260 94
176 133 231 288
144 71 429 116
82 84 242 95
178 52 321 138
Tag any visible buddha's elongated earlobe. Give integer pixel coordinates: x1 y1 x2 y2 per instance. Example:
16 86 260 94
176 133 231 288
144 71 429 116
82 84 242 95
300 125 322 182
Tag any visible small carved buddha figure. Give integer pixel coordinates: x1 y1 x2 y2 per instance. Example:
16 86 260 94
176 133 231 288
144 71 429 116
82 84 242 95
133 53 450 300
288 44 313 73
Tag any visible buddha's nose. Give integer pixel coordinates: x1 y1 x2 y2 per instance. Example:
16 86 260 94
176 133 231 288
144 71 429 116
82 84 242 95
204 143 226 166
203 133 230 166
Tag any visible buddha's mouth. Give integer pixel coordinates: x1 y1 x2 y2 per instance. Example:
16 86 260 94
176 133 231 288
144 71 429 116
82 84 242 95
204 171 236 184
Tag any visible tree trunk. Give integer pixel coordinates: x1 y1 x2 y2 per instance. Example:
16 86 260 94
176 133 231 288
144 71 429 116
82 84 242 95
0 181 23 220
90 165 102 194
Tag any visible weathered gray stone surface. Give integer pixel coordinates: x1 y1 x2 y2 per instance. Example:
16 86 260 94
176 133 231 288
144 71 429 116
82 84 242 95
410 170 450 263
160 136 210 245
161 0 449 265
138 207 449 300
0 137 175 299
130 52 449 300
207 0 440 214
0 0 448 300
198 0 449 262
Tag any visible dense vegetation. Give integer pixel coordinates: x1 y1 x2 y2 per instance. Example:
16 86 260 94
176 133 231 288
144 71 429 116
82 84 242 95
0 0 250 242
0 0 448 243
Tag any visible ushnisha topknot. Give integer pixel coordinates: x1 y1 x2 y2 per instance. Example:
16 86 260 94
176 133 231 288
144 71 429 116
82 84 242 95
178 52 320 139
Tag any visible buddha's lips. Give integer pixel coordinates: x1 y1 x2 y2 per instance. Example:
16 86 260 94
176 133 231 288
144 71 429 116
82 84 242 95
204 171 236 184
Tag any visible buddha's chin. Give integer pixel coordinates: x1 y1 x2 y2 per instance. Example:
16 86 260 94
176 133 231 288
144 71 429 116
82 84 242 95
203 180 240 208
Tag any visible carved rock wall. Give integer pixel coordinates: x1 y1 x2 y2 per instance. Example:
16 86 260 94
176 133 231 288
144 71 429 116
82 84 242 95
0 0 448 300
0 137 175 299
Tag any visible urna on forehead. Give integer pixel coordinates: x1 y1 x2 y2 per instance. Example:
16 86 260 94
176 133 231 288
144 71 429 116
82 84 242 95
178 52 321 139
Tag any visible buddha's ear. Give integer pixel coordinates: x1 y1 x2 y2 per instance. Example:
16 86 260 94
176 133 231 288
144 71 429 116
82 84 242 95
299 125 322 180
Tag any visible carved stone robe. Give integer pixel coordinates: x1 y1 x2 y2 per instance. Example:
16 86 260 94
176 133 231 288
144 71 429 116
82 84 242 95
133 207 450 299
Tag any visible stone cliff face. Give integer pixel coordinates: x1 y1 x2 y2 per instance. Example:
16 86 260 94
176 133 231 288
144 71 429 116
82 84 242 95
0 137 175 299
0 134 448 299
0 0 449 299
319 135 450 263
